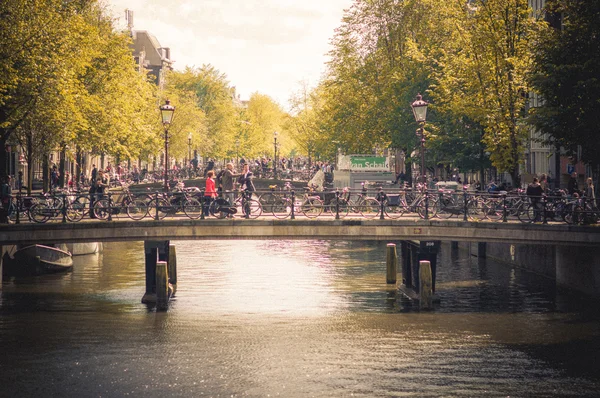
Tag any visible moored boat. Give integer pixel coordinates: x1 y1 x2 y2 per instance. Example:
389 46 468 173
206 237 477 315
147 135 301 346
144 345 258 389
2 244 73 276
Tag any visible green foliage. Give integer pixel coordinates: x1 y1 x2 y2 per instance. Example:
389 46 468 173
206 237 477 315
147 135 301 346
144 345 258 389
0 0 157 176
431 0 542 184
529 0 600 169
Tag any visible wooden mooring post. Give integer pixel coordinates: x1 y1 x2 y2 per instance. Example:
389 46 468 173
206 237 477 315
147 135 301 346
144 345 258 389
142 240 172 307
156 260 169 311
398 240 440 309
168 244 177 296
386 243 398 284
419 260 433 310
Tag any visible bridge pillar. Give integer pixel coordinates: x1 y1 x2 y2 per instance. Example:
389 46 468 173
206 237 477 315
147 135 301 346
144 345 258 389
399 240 440 305
142 240 170 304
478 242 487 259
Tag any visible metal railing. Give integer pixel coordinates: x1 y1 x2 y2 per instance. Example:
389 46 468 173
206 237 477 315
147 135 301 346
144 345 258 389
4 186 599 226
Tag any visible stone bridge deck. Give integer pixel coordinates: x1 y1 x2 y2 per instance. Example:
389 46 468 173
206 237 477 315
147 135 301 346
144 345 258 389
1 218 598 246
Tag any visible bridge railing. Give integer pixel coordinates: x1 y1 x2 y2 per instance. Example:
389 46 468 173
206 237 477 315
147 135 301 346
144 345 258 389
5 186 599 226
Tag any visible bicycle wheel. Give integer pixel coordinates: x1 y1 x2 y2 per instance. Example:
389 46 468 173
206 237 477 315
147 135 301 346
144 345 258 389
327 198 349 218
7 200 28 222
183 198 202 219
148 197 170 220
484 198 504 221
66 202 85 222
93 199 112 220
384 201 406 219
126 198 149 220
564 205 584 225
466 198 486 221
242 199 262 219
272 198 292 219
258 192 277 213
359 198 380 219
29 203 51 223
416 198 437 219
436 196 456 219
301 197 323 218
517 204 536 223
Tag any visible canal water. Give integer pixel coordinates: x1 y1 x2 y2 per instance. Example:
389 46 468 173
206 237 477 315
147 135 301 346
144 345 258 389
1 240 599 397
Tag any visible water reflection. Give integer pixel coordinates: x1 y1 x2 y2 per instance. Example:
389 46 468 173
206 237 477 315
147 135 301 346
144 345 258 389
1 239 599 397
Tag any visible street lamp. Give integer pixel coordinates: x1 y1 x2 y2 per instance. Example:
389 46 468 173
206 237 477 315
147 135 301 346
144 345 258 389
187 132 192 166
411 93 429 184
159 99 175 192
273 131 279 179
235 139 240 169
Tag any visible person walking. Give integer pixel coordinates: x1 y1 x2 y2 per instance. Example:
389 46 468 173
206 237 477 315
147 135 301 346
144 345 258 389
51 166 60 190
221 163 238 218
204 159 215 178
539 173 548 193
238 163 256 194
567 172 579 196
584 177 596 209
1 175 12 223
91 164 98 185
526 177 545 222
204 170 217 216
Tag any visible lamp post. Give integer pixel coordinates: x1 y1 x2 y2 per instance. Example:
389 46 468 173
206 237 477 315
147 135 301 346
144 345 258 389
411 93 429 184
187 132 192 166
273 131 279 179
160 99 175 192
235 139 240 170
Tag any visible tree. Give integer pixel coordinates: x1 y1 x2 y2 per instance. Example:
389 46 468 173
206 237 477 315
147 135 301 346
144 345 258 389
0 0 87 177
168 65 239 159
529 0 600 169
432 0 543 185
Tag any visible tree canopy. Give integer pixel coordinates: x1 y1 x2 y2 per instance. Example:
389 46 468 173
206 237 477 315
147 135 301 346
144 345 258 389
530 0 600 169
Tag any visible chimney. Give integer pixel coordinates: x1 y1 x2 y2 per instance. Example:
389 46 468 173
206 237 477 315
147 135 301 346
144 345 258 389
125 9 134 32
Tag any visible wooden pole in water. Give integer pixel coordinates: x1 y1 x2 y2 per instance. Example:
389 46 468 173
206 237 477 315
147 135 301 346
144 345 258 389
386 243 397 284
168 244 177 296
156 261 169 311
419 260 433 310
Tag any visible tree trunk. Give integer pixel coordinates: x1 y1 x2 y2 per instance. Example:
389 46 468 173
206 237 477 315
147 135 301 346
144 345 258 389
42 156 49 193
0 133 7 178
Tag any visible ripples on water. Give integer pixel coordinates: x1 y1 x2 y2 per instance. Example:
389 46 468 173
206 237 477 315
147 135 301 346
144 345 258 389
1 240 599 397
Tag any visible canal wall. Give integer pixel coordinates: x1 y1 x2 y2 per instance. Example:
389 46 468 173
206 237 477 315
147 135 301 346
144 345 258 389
463 242 600 298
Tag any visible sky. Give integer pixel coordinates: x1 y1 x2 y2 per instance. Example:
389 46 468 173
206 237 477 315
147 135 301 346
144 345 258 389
106 0 354 110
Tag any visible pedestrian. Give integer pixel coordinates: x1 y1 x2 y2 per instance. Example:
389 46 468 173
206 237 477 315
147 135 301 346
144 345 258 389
204 170 217 216
567 172 579 196
221 163 238 218
51 166 59 190
0 175 11 223
91 164 98 184
539 173 548 193
526 177 545 222
238 163 256 194
96 170 107 200
204 159 215 178
584 177 596 208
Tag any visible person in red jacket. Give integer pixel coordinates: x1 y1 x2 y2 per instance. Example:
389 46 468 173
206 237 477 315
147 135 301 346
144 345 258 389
204 170 217 216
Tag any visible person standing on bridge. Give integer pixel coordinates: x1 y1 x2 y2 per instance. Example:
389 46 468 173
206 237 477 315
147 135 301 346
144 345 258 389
238 163 256 194
221 163 239 218
204 170 217 216
526 177 545 222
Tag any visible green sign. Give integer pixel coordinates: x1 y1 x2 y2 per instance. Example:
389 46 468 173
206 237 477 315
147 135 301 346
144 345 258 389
349 156 389 171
